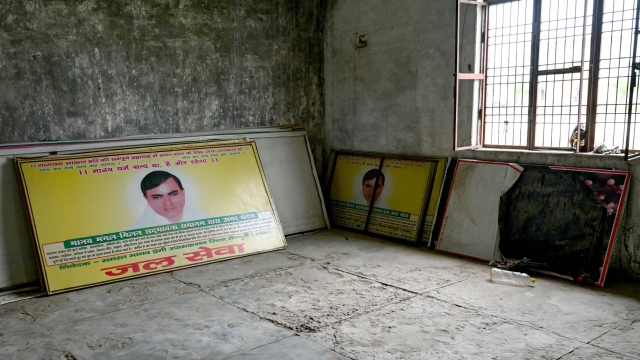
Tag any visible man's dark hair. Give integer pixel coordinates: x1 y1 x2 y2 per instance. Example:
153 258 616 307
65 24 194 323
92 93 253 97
362 169 385 185
140 171 183 196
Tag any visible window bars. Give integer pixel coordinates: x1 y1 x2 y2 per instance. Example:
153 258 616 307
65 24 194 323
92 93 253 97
458 0 640 158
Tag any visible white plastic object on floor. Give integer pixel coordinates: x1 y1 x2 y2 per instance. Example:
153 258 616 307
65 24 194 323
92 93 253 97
490 268 536 287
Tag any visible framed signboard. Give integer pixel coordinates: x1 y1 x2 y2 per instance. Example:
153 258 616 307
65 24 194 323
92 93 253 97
327 154 383 231
15 140 286 294
366 158 438 241
498 165 631 287
326 151 446 243
435 160 524 261
419 157 448 245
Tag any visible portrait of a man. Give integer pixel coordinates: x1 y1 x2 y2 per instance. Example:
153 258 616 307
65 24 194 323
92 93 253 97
350 169 389 208
130 170 211 229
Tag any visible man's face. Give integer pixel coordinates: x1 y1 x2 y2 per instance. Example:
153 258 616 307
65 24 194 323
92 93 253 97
362 177 384 205
144 178 186 223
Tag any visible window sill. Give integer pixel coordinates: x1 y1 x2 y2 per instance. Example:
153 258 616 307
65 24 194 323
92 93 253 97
474 147 626 157
456 147 631 169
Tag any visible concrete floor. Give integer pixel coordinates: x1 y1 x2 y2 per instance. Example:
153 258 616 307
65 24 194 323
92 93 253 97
2 229 640 360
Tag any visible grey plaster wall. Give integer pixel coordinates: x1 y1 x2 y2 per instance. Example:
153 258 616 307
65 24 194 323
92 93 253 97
324 0 640 279
0 0 325 169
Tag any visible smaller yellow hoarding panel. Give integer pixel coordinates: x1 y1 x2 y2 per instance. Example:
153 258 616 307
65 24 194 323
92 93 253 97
367 158 437 241
16 141 286 294
328 154 382 231
327 151 449 244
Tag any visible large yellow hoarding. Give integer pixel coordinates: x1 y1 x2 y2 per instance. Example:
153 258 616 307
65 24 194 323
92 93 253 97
16 141 286 294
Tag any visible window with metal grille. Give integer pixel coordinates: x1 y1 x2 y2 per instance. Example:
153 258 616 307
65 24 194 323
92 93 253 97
596 0 638 149
455 0 640 157
485 0 533 147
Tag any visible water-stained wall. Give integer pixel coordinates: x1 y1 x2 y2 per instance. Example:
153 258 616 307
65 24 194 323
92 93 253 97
0 0 325 168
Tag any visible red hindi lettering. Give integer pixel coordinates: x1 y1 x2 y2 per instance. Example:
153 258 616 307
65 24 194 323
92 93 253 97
101 262 141 277
141 255 177 271
212 243 245 256
183 246 214 262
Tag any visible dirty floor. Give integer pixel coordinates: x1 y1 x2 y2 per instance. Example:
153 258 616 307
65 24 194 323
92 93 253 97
2 229 640 359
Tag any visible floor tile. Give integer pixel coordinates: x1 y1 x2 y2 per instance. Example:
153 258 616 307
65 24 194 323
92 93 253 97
211 263 414 332
0 303 70 360
171 251 308 289
428 274 640 342
50 292 291 359
286 229 486 293
21 273 198 329
558 344 636 360
222 335 350 360
285 229 390 260
0 302 38 335
590 317 640 358
306 296 582 360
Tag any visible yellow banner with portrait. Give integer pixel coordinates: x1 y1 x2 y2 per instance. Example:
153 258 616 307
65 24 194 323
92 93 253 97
328 154 383 231
366 158 438 241
16 141 286 294
327 152 447 243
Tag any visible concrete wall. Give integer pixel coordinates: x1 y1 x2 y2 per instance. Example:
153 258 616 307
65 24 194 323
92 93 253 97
324 0 640 279
0 0 325 169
